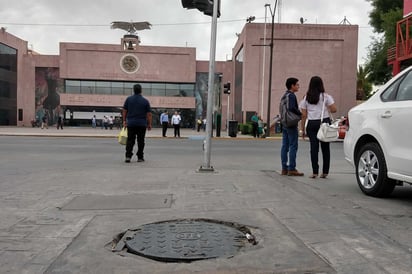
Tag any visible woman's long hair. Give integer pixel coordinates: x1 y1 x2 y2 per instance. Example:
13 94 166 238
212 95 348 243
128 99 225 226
306 76 325 105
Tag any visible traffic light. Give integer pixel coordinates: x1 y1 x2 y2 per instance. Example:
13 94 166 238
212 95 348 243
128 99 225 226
181 0 221 18
223 82 231 94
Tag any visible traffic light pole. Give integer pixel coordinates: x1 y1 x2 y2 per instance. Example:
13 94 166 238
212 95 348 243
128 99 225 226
199 0 218 172
265 1 277 138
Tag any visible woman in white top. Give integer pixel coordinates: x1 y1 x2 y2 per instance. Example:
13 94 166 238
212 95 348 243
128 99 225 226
299 76 337 179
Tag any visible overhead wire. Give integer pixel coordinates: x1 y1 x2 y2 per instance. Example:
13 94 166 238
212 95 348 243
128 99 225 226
0 18 250 28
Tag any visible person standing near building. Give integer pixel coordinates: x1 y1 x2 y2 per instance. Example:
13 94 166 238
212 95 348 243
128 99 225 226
108 116 114 130
258 116 264 137
122 84 152 163
91 115 97 128
251 112 259 138
299 76 337 179
160 111 169 137
171 111 181 138
280 77 304 176
196 117 203 132
57 116 63 130
41 113 48 129
103 116 108 130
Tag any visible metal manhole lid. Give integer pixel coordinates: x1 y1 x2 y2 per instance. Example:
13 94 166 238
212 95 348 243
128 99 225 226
124 219 251 262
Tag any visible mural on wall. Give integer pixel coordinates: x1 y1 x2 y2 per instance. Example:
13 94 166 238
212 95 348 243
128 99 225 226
195 72 221 122
35 67 63 125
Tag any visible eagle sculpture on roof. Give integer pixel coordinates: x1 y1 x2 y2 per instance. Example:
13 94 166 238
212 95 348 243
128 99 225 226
110 21 152 35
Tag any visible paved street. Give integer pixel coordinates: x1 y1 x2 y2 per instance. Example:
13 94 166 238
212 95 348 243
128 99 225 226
1 127 412 273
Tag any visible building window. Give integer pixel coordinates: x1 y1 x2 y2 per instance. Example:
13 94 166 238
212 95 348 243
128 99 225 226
166 83 180 96
151 83 166 96
180 84 195 97
124 82 134 95
96 81 111 94
140 83 152 96
65 80 80 94
64 80 195 98
0 81 11 97
0 43 17 125
80 81 95 94
112 82 124 95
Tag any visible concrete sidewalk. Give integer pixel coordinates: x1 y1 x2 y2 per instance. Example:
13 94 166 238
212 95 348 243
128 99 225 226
0 126 257 139
0 126 281 140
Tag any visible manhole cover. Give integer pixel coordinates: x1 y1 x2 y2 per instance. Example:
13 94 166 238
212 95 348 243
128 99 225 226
118 219 255 262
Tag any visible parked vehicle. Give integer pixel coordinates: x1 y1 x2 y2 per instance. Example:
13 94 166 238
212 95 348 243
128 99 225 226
344 66 412 197
338 117 348 139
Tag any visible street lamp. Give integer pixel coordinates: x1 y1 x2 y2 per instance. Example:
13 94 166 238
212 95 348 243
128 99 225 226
265 1 277 137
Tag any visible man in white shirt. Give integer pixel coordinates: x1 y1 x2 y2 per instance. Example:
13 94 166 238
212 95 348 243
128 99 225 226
171 111 182 138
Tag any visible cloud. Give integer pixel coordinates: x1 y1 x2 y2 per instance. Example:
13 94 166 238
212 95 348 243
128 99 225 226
0 0 374 64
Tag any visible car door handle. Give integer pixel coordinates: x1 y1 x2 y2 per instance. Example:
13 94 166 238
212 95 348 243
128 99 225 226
380 111 392 118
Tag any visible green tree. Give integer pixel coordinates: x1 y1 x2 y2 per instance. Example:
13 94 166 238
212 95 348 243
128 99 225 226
365 0 402 84
357 65 373 100
368 0 402 32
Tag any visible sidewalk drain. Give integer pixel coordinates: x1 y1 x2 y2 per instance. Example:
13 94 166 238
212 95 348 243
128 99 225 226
111 218 257 262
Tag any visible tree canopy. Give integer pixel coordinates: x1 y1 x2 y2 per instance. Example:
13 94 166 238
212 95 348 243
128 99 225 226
365 0 402 84
357 65 373 100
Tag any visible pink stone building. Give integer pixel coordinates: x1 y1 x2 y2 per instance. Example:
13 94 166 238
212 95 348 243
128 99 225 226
0 22 357 130
230 23 358 125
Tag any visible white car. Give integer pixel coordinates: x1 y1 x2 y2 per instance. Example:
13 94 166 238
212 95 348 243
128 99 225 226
344 66 412 197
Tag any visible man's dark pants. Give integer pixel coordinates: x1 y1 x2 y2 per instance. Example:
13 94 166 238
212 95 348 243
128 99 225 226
125 126 147 160
252 122 258 137
173 124 180 137
161 122 168 137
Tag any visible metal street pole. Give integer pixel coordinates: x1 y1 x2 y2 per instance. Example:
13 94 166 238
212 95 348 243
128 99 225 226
260 4 269 118
226 92 230 135
199 0 218 172
265 1 276 138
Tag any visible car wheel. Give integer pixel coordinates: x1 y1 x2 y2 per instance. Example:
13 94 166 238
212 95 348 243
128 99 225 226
355 143 395 197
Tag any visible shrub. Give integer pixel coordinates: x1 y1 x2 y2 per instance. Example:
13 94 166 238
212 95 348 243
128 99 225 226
239 123 253 134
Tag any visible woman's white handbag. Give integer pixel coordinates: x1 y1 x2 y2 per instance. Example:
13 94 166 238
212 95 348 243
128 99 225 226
317 95 338 142
317 120 339 142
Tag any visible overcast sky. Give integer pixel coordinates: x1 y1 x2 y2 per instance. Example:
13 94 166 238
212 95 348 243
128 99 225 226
0 0 374 65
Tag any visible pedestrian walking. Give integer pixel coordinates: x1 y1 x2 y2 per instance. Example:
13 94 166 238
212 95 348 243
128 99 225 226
160 111 169 137
57 116 63 130
280 77 303 176
171 111 181 138
122 84 152 163
299 76 337 179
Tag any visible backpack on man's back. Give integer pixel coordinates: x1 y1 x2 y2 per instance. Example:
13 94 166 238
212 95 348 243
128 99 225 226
279 92 301 128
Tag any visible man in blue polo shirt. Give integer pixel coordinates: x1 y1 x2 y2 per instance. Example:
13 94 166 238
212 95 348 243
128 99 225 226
160 111 169 137
122 84 152 163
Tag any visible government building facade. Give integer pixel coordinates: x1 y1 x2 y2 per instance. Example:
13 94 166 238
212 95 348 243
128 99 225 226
0 22 357 131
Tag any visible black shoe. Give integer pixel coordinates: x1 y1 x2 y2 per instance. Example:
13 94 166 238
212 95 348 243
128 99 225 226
137 158 144 162
125 158 131 163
